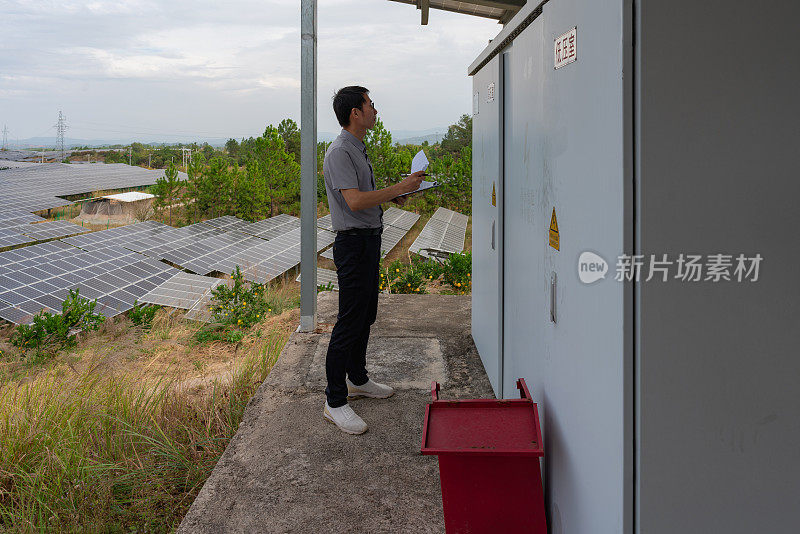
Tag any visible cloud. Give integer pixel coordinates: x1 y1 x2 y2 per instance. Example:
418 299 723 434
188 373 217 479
0 0 500 140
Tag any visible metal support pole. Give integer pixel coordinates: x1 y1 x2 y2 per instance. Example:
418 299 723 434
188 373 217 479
299 0 318 332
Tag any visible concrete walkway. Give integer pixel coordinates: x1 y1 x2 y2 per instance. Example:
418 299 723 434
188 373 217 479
178 292 493 534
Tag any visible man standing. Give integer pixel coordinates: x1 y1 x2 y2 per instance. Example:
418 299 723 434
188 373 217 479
322 86 424 435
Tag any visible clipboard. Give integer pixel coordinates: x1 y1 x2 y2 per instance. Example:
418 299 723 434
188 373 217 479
397 179 439 198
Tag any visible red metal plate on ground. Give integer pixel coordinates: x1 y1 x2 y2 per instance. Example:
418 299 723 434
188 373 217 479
422 400 543 456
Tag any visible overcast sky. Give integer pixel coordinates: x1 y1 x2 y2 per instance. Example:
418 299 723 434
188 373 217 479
0 0 500 142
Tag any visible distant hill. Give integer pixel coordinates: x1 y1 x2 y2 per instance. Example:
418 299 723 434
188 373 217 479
7 127 447 149
395 133 445 145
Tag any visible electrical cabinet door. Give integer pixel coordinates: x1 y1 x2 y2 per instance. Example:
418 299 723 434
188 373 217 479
471 54 504 397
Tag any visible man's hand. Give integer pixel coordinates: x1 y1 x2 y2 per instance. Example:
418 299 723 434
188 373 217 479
391 196 408 206
340 171 425 212
398 171 425 195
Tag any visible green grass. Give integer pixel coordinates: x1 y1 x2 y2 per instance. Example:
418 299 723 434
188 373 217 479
0 330 288 532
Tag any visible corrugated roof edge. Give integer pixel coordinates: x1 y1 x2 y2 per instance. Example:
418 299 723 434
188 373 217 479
468 0 549 76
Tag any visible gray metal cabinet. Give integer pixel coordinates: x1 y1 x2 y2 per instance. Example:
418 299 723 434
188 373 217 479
470 0 799 532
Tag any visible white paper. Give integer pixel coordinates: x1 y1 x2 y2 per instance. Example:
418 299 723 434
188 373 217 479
410 149 429 174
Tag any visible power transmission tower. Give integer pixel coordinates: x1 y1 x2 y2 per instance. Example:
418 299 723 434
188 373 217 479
1 125 8 150
54 111 68 161
181 147 192 168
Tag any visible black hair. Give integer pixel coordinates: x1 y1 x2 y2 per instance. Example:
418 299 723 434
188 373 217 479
332 86 369 127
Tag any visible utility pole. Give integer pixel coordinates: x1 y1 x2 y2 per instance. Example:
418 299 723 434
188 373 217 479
299 0 318 332
1 125 8 150
128 146 132 165
54 111 67 161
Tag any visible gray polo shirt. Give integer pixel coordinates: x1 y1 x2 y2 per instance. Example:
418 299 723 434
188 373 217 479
323 129 383 231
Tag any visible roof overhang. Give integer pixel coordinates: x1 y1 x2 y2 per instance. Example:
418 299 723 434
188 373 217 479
388 0 526 25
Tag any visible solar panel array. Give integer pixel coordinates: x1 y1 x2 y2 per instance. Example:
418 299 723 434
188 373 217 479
19 221 90 241
0 211 45 227
124 222 224 260
245 213 301 240
296 267 339 291
0 162 188 248
1 211 340 324
0 230 34 248
320 207 420 259
0 163 186 214
161 230 263 275
212 226 336 284
201 215 254 233
317 214 334 231
0 241 176 324
138 271 222 309
409 207 469 258
61 220 169 250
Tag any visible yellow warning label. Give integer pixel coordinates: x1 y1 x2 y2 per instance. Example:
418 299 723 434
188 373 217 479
549 208 560 251
491 182 496 207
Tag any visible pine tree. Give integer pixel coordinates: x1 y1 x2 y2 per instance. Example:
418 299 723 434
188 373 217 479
153 161 182 226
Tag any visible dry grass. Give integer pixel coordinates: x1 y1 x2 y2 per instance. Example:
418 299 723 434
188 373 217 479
0 207 471 531
0 298 295 532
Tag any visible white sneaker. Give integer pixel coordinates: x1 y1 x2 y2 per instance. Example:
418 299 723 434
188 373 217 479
323 402 368 435
346 378 395 399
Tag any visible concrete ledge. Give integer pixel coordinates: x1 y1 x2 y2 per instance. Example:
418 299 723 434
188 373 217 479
178 292 492 533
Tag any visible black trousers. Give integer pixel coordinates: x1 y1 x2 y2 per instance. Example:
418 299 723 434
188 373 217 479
325 233 381 408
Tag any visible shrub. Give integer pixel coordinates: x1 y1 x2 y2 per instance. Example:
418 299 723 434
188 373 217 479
129 301 160 328
10 289 105 356
195 267 280 343
412 256 444 282
442 251 472 294
317 282 334 293
390 268 426 294
385 259 405 283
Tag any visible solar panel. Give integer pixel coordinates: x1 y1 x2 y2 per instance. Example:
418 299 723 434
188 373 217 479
123 222 224 260
138 271 223 309
0 230 34 248
296 267 339 291
211 227 335 284
0 163 187 215
161 231 263 275
317 214 334 231
320 208 420 260
18 220 90 241
201 215 255 233
408 208 468 258
244 214 300 240
383 207 420 231
62 220 169 250
0 239 180 324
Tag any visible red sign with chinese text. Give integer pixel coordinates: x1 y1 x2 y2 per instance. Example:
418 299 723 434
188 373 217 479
554 27 577 69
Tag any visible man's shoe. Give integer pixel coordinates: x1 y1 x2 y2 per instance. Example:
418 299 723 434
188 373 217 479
346 378 395 399
323 402 368 435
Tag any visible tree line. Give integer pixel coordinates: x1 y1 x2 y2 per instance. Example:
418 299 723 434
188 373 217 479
149 114 472 227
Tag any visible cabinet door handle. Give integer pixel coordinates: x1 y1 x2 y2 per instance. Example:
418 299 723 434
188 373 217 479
491 220 496 250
